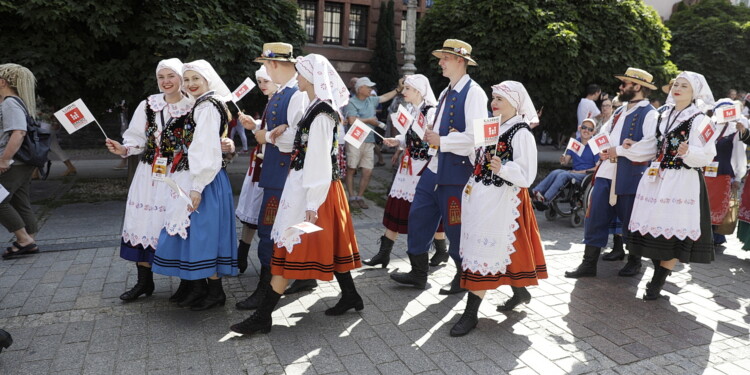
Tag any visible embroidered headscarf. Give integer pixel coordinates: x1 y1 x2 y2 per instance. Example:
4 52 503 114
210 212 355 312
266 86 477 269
403 74 437 107
295 54 349 110
182 59 232 101
155 58 183 92
491 81 538 124
665 71 715 110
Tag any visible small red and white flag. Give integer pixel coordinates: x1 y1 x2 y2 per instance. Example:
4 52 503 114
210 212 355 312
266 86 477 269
714 104 741 123
344 119 373 149
412 112 427 140
472 116 501 147
390 104 414 136
589 134 611 154
54 99 96 134
231 78 257 103
566 138 584 156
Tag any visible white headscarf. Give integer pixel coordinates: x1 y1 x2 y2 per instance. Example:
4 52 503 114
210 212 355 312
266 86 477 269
665 71 715 110
182 59 232 101
295 54 349 110
403 74 437 107
255 65 272 82
492 81 538 124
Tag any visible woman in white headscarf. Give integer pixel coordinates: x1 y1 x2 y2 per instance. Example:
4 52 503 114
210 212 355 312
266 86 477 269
151 60 238 311
230 54 362 337
450 81 547 337
105 58 194 302
362 74 448 269
627 71 716 301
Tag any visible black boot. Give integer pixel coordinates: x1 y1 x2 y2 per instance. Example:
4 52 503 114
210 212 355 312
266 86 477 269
169 279 190 303
237 240 251 274
284 279 318 295
564 245 601 278
429 238 449 267
439 258 467 295
177 279 208 308
230 289 282 335
191 278 226 311
363 235 394 268
390 253 429 289
602 235 625 261
497 286 531 312
0 329 12 353
644 264 672 300
236 266 271 310
120 265 155 301
450 292 482 337
325 272 364 316
618 254 643 277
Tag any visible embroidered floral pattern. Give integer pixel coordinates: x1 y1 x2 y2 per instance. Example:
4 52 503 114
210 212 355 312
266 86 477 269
290 100 342 180
656 112 701 171
473 122 530 186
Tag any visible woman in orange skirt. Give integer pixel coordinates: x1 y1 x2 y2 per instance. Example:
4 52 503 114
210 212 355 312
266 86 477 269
451 81 547 337
230 54 362 336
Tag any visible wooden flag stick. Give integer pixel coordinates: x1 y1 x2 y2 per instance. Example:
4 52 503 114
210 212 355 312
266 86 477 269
93 120 109 139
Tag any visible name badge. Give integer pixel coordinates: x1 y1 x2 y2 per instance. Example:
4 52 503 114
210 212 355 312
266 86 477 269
463 180 474 196
704 161 719 178
428 145 439 156
646 162 660 182
152 157 168 181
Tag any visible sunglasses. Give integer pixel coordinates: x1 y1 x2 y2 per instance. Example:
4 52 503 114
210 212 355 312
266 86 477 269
580 126 594 131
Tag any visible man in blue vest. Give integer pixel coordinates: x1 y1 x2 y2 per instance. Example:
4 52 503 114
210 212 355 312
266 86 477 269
390 39 488 294
566 68 660 279
236 43 310 310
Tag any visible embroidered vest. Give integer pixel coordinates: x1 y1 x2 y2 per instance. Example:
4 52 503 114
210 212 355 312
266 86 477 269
656 112 702 171
614 104 655 195
141 104 189 170
405 105 434 160
472 122 530 187
290 100 342 181
179 94 230 171
436 81 474 185
259 86 298 189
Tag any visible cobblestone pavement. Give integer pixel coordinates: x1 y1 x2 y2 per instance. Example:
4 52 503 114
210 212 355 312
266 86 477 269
0 153 749 374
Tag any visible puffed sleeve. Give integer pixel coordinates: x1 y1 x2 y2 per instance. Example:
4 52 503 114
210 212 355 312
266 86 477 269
683 114 717 168
440 83 488 157
121 100 149 157
188 102 222 193
497 128 537 187
302 113 334 212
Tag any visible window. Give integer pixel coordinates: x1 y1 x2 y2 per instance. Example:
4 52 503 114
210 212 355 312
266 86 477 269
298 1 317 43
349 5 368 47
323 2 343 45
400 11 406 49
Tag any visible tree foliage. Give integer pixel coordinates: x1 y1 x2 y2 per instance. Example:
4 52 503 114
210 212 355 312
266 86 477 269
415 0 676 136
370 0 400 91
667 0 750 98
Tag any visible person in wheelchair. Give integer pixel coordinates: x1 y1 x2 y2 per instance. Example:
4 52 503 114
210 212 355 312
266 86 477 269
532 119 599 207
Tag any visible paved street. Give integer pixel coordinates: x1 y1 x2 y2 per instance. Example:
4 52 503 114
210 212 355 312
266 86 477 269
1 150 749 374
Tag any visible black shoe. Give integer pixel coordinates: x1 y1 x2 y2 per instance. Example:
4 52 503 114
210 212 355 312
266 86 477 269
191 278 226 311
439 258 467 295
230 290 282 335
0 329 12 353
429 238 449 267
450 292 482 337
177 279 208 308
236 266 271 310
120 265 155 301
644 264 672 300
602 235 625 261
390 253 429 289
363 236 394 268
618 255 642 277
497 286 531 312
169 279 190 303
325 272 364 316
237 240 251 274
284 279 318 295
564 245 601 278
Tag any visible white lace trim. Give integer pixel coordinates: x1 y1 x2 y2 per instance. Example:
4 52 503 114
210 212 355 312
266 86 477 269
163 188 191 239
629 221 701 241
147 94 193 118
121 230 160 250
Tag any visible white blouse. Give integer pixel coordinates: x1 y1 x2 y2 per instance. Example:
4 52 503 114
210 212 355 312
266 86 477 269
188 93 223 193
301 100 337 212
122 94 193 156
495 115 537 188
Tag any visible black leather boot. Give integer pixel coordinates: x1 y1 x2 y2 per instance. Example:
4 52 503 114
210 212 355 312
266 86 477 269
602 235 625 261
0 329 12 353
284 279 318 295
643 264 672 300
236 266 271 310
230 289 282 335
177 279 208 308
439 258 467 295
363 235 394 268
120 264 155 301
497 286 531 312
325 271 364 316
429 238 449 267
390 253 429 289
169 279 190 303
450 292 482 337
618 254 643 277
564 245 601 278
237 240 251 274
191 278 226 311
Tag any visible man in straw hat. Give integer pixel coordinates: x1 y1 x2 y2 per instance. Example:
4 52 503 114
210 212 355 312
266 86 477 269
235 42 312 310
390 39 488 294
566 67 660 279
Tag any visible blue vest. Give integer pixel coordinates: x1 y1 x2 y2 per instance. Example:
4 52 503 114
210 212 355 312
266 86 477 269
615 104 655 195
436 81 474 185
259 86 298 189
714 134 735 177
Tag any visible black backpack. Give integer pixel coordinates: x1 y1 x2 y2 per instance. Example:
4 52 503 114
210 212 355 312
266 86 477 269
6 96 51 176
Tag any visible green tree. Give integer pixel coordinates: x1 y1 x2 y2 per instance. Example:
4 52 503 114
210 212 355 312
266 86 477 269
415 0 676 137
667 0 750 98
370 0 400 92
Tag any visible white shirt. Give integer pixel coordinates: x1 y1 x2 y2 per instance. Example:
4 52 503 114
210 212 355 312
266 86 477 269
495 115 537 188
263 76 309 152
577 98 601 126
122 94 193 156
596 100 659 180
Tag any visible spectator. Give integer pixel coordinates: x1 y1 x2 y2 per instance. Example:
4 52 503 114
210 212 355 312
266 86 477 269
36 105 76 177
576 84 602 137
594 98 614 133
228 116 248 153
728 88 738 101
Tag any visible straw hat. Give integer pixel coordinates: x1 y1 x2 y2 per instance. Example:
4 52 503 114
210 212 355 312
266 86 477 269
662 78 675 95
254 42 296 63
431 39 477 66
614 67 657 90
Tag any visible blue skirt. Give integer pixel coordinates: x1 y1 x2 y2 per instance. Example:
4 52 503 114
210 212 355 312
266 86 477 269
120 241 155 264
152 169 238 279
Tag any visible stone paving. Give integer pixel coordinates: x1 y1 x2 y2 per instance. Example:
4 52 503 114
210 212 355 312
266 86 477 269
0 152 749 374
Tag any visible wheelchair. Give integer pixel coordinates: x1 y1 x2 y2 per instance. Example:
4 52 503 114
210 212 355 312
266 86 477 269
534 172 594 227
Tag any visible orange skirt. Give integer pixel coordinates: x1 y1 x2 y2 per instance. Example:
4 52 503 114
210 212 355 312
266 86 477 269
705 174 732 225
270 180 361 281
461 188 548 290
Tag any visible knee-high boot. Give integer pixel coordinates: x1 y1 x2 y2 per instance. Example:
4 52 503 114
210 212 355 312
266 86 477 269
643 264 672 300
236 266 271 310
439 258 467 295
191 278 226 311
450 292 482 337
496 286 531 312
429 238 449 267
326 272 364 316
363 236 394 268
169 279 190 303
602 235 625 261
390 253 428 289
564 245 601 278
237 240 251 274
230 289 282 335
120 264 155 301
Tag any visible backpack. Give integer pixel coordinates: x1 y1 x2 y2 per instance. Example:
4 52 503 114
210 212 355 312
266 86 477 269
6 96 51 176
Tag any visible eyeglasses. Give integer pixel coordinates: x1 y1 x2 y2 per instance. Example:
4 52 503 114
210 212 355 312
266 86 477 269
580 126 594 131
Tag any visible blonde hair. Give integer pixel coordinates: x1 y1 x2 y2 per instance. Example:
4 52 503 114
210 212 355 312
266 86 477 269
0 63 37 119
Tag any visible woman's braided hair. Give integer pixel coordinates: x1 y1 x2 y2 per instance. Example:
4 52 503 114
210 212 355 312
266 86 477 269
0 63 37 119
